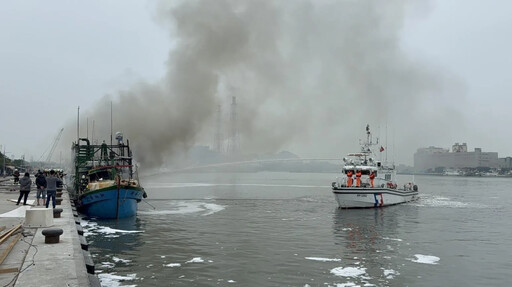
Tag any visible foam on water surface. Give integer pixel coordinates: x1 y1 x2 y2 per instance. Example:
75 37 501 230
331 266 367 278
100 262 115 268
412 195 487 209
186 257 204 263
409 254 440 264
112 256 132 263
382 237 403 242
305 257 342 262
383 269 399 279
98 273 137 287
328 282 360 287
82 221 144 236
138 201 225 216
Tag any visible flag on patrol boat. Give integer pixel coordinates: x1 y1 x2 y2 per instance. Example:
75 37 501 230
380 146 385 152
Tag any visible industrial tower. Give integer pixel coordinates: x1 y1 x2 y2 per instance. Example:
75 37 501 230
213 104 223 153
227 96 239 155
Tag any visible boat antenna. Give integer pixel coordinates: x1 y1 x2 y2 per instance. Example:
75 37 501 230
110 101 113 147
392 127 395 165
366 124 370 144
385 121 388 163
86 117 89 139
92 120 95 145
77 106 80 143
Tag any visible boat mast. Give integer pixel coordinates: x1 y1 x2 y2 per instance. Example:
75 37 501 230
365 124 371 162
110 101 113 148
92 120 95 146
385 122 388 164
77 106 80 145
111 100 120 219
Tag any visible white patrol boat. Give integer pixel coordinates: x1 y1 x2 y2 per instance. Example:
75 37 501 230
332 125 419 208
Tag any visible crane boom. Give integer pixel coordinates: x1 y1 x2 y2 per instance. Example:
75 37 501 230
45 128 64 164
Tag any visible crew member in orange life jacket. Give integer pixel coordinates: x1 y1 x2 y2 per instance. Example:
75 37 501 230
346 170 353 187
370 171 375 188
355 170 362 187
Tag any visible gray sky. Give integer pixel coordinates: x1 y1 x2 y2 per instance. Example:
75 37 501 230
1 0 511 167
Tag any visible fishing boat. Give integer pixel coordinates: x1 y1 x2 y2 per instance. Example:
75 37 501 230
71 132 146 219
331 125 419 208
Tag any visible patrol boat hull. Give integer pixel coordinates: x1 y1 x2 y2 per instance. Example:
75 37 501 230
332 187 418 208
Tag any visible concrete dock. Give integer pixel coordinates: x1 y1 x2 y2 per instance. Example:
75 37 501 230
0 176 98 286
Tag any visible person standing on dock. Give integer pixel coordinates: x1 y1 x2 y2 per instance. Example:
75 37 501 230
16 172 32 205
13 169 20 184
45 169 62 208
36 171 47 206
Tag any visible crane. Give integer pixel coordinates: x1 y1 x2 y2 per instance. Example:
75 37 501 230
41 128 64 164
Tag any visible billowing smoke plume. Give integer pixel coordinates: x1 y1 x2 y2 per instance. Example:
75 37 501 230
57 0 466 167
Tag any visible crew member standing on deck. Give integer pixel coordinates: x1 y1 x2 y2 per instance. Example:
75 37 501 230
355 170 362 187
369 171 375 188
346 170 353 187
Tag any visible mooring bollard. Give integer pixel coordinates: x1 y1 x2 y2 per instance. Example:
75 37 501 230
79 234 89 250
76 224 84 235
56 191 63 197
53 208 63 218
56 198 63 205
42 228 64 244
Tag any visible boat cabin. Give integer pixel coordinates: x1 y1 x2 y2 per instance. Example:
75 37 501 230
88 168 113 182
342 166 378 176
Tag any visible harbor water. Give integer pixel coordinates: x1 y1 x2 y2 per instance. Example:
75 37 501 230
83 172 512 286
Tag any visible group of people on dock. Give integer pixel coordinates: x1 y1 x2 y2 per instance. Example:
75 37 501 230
16 169 63 208
346 170 376 188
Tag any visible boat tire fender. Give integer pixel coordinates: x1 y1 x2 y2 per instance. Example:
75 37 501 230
413 185 418 191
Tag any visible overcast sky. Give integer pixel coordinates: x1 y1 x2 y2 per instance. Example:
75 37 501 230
1 0 511 167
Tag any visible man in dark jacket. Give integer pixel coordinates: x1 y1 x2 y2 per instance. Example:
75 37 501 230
46 169 62 208
16 172 32 205
13 169 20 184
35 171 47 206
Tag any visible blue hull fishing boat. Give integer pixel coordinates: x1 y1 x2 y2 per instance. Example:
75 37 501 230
79 182 144 219
71 133 146 219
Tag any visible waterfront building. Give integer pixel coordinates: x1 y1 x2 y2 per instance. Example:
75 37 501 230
414 143 499 172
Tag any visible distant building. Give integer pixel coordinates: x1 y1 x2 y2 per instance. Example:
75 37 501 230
452 142 468 153
414 143 499 172
498 157 512 169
